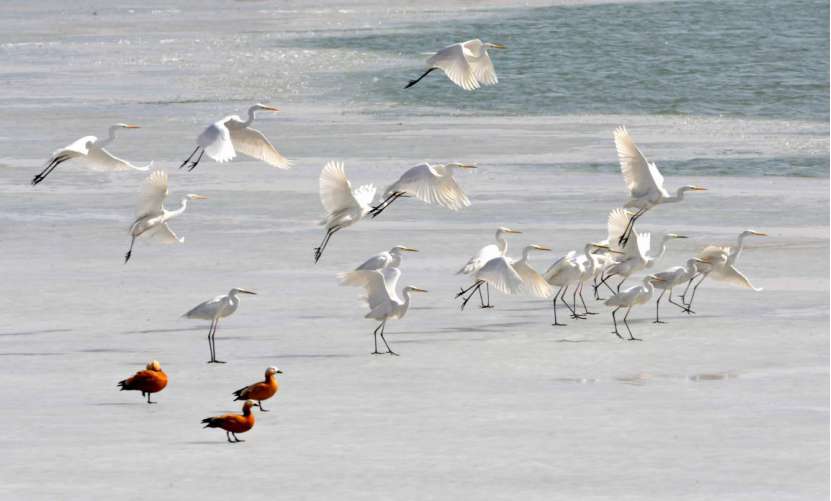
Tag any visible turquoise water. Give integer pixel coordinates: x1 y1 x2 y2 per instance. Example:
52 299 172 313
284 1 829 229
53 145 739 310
292 0 829 122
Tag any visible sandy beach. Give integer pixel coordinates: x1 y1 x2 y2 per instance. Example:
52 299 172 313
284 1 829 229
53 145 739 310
0 0 828 499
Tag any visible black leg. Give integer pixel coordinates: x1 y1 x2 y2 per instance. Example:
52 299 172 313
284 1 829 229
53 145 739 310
653 289 667 324
560 285 581 318
258 401 268 412
667 288 689 312
685 274 708 313
369 192 403 218
124 235 137 263
314 226 340 263
184 149 205 171
146 392 157 404
486 284 492 308
552 286 566 326
459 281 484 310
598 272 617 295
232 433 243 443
226 431 233 443
618 208 646 247
179 146 200 169
32 155 68 185
611 307 623 339
372 322 384 354
570 285 586 319
208 319 226 364
578 281 597 315
623 307 641 341
378 321 398 356
616 276 627 293
404 67 437 89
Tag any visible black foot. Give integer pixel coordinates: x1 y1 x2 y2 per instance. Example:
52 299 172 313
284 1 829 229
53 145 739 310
628 336 642 341
31 176 43 185
207 360 227 364
553 322 568 327
683 308 696 314
124 251 132 263
313 248 322 263
387 351 400 356
480 304 494 309
653 320 667 324
570 314 587 320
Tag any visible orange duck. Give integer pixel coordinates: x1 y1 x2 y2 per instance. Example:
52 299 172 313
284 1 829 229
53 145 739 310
232 366 282 412
118 360 168 404
202 400 257 443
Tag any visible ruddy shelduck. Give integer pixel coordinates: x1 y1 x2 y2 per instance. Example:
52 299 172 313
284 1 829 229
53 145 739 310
118 360 168 404
233 366 282 412
201 400 257 443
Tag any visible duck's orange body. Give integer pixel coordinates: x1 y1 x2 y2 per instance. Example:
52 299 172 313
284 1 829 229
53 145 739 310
202 400 256 443
233 366 281 411
118 360 168 404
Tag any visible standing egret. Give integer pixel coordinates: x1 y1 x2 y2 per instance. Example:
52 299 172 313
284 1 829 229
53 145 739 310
179 104 289 171
544 244 612 325
368 162 475 217
574 244 622 314
600 232 687 292
606 275 665 341
183 288 258 364
456 245 551 310
315 161 377 263
125 170 207 263
405 39 505 90
457 227 522 308
613 126 706 245
650 258 705 323
681 230 767 310
337 268 427 355
32 124 150 185
354 246 419 271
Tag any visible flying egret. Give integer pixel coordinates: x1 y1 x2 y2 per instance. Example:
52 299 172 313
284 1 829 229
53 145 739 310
544 243 612 326
600 232 687 292
456 245 551 310
457 227 522 308
315 161 377 263
32 124 150 185
650 258 706 323
613 126 706 245
681 230 767 310
592 209 632 298
179 104 289 171
125 170 207 263
183 288 258 364
354 246 419 271
337 268 427 355
405 39 505 90
368 162 475 218
605 275 665 341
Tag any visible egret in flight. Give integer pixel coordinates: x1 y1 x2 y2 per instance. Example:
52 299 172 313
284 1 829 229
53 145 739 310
681 230 767 310
368 162 475 218
600 232 687 292
338 268 427 355
354 246 419 271
32 124 150 185
456 245 551 310
650 258 706 323
405 39 505 90
606 275 665 341
315 161 376 263
125 170 207 263
613 126 706 245
183 288 257 364
457 227 522 308
180 104 289 171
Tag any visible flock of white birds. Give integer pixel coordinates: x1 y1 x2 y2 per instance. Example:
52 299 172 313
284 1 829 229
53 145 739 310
30 39 766 358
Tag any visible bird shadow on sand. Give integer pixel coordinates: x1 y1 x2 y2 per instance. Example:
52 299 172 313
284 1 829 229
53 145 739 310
0 328 72 337
121 326 206 335
182 441 229 446
91 402 143 407
0 351 62 357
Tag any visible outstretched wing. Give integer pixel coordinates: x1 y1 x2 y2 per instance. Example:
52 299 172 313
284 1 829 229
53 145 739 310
84 146 152 172
463 40 498 86
198 118 236 163
319 161 360 214
543 251 577 281
337 268 399 314
635 231 652 258
458 243 500 275
606 208 634 251
136 170 168 218
698 245 730 262
355 252 391 271
477 257 523 295
49 135 95 162
352 184 377 211
226 121 291 169
428 43 480 91
712 265 762 291
390 164 470 211
144 222 182 244
512 261 553 298
614 126 667 199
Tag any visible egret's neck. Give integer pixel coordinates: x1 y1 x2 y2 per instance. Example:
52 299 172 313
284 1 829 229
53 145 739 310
243 106 258 126
642 277 655 294
664 186 691 204
100 126 119 147
647 237 670 265
729 233 749 265
166 198 189 219
582 244 596 272
496 230 508 255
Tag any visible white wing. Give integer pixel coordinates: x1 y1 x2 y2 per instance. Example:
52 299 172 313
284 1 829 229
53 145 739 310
355 252 391 271
606 208 634 251
136 170 168 218
352 183 377 211
477 257 524 295
50 136 95 160
711 265 762 291
183 295 226 319
543 251 577 281
198 118 236 163
614 127 667 200
458 243 500 275
144 222 183 244
463 40 498 86
319 161 360 214
698 245 730 263
84 146 152 172
226 120 291 169
428 44 480 91
338 268 401 317
512 261 553 298
388 164 470 211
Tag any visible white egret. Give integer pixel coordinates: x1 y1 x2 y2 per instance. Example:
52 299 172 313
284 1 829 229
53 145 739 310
457 227 522 308
650 258 706 323
613 126 706 245
337 268 427 355
592 209 632 299
183 288 257 364
179 104 289 171
605 275 665 341
315 161 377 263
405 39 505 91
600 231 687 292
354 246 419 271
544 243 612 326
574 244 622 313
125 170 207 263
681 230 767 310
368 162 475 218
456 245 551 310
32 124 150 185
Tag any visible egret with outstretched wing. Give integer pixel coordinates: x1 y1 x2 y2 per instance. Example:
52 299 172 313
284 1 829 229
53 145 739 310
315 161 377 263
369 162 475 217
405 39 505 90
354 246 419 271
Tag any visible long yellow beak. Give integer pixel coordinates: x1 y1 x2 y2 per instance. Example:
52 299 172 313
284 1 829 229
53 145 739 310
691 186 707 191
401 247 419 252
505 229 522 234
752 231 768 236
262 105 280 112
490 43 506 49
190 194 209 200
533 245 551 251
410 287 428 293
125 124 141 129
